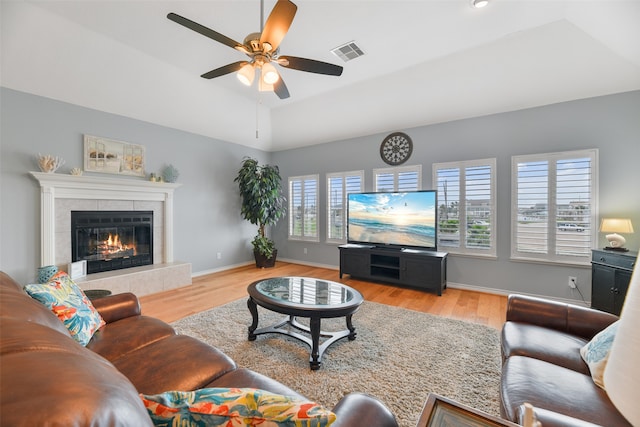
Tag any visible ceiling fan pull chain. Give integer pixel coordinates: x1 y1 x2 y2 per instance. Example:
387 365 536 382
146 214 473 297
255 96 261 139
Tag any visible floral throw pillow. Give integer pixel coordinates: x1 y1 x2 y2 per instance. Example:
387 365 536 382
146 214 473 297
141 387 336 427
24 271 105 346
580 320 619 389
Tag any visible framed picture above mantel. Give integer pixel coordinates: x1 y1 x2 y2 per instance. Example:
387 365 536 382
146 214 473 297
84 134 145 177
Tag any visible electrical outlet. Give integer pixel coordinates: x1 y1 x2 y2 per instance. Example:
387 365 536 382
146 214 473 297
216 252 222 260
568 276 577 289
303 248 307 255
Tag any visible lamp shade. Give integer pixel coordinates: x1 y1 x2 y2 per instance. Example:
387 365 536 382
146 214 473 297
237 64 255 86
603 263 640 425
261 62 279 85
599 218 634 233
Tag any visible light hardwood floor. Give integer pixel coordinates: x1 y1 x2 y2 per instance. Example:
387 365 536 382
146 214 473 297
139 262 508 329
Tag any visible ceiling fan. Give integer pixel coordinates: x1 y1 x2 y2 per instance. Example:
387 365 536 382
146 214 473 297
167 0 343 99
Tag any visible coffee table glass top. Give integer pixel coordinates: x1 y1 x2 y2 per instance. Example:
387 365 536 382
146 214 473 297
255 277 357 307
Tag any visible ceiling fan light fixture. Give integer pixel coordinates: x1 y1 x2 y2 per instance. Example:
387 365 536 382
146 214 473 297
472 0 489 8
237 63 255 86
261 62 280 85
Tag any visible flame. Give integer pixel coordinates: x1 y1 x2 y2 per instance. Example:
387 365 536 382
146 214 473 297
101 233 137 256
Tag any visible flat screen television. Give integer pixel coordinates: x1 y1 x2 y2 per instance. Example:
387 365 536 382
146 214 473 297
347 190 437 250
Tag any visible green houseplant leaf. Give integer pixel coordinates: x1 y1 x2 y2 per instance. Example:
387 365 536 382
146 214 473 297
234 157 287 260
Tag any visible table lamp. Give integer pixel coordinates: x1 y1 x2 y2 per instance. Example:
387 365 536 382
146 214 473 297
599 218 634 252
603 263 640 425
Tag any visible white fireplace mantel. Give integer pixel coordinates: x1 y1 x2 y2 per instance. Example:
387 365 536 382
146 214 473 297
30 171 181 267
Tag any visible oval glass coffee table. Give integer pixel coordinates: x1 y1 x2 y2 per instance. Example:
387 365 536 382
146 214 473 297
247 277 364 370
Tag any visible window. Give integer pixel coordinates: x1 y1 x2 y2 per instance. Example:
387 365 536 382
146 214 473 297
511 149 598 265
433 159 496 257
288 175 319 241
327 171 364 243
373 165 422 191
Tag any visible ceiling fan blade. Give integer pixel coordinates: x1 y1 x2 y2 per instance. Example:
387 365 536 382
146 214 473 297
260 0 297 52
273 77 290 99
167 13 248 54
277 56 343 76
201 61 249 79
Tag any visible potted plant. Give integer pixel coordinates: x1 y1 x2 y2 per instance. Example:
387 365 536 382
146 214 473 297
234 157 287 268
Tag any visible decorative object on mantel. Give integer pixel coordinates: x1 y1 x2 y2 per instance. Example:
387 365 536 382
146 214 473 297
149 173 164 182
84 134 145 177
37 154 65 173
162 164 180 183
70 167 83 176
600 218 634 252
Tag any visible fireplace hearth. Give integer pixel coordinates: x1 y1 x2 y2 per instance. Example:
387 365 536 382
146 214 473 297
71 211 153 274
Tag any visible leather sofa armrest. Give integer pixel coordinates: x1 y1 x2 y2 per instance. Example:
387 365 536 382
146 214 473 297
516 404 604 427
331 393 399 427
91 292 141 324
505 294 618 340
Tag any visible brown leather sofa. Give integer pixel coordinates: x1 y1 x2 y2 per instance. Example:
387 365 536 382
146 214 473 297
0 271 399 427
500 294 630 427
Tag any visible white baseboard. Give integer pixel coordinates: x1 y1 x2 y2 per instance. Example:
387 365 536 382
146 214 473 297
192 261 253 277
276 257 339 271
447 281 590 307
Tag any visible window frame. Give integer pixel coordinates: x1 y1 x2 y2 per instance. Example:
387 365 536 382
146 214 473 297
326 170 364 244
432 158 497 258
288 174 320 242
373 164 422 192
510 149 598 266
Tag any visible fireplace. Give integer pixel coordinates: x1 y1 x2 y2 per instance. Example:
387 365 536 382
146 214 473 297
71 211 153 274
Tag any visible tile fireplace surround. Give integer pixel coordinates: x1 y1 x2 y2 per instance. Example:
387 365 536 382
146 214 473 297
30 172 191 296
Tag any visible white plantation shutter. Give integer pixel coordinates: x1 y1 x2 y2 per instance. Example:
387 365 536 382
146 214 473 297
289 175 319 241
327 171 364 242
434 159 496 257
465 164 494 250
511 149 598 264
374 165 422 192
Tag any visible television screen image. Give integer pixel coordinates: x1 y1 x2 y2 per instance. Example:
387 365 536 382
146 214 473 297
347 191 437 249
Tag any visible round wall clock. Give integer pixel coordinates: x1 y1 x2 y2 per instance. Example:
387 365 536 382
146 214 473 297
380 132 413 165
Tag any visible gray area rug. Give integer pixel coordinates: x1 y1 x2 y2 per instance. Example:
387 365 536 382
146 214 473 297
172 299 501 427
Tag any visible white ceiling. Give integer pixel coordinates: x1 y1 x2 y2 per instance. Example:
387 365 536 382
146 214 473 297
2 1 640 151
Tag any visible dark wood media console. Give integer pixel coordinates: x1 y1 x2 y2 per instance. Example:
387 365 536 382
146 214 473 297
339 244 448 295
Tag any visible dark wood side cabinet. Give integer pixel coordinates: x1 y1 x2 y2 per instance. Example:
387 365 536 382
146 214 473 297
591 249 637 315
339 244 448 295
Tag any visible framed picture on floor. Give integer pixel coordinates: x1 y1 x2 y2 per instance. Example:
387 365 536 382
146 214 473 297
418 394 519 427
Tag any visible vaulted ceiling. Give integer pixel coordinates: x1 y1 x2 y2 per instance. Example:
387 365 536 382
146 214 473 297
2 1 639 151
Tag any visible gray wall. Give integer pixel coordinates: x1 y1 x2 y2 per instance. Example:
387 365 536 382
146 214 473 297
271 90 640 301
0 87 265 284
2 87 639 302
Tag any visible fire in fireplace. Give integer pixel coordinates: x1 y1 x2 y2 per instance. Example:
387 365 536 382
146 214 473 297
71 211 153 274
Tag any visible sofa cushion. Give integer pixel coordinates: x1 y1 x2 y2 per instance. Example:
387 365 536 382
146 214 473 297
87 315 176 361
501 321 590 374
112 334 237 395
141 387 336 427
24 271 105 346
580 320 619 389
500 356 632 426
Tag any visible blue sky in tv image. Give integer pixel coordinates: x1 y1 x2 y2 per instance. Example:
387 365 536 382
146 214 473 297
347 191 436 248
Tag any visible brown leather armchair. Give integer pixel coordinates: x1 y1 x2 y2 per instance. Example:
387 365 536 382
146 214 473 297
500 294 630 427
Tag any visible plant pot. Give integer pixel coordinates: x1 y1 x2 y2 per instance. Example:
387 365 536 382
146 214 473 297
254 250 277 268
